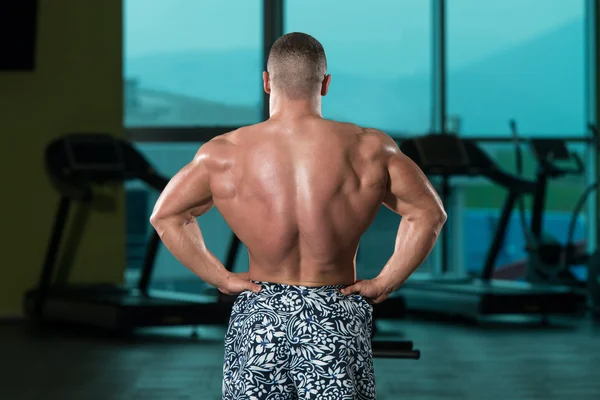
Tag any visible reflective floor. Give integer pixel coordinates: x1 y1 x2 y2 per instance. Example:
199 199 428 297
1 317 599 400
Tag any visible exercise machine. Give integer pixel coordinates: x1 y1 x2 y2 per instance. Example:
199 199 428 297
586 126 600 319
581 125 600 319
398 134 587 320
24 133 239 332
511 122 600 317
583 248 600 319
510 121 587 286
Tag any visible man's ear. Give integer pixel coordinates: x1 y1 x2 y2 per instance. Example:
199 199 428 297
263 71 271 94
321 74 331 96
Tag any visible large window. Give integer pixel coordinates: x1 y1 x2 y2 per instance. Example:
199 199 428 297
447 0 586 136
284 0 432 135
123 0 263 127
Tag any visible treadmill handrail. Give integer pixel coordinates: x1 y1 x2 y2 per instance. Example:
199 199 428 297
485 168 537 195
401 136 537 194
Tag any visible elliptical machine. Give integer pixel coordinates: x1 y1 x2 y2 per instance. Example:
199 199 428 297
510 120 585 286
511 120 600 318
580 125 600 319
587 244 600 319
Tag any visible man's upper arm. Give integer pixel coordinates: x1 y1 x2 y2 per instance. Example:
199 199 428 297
376 133 444 219
150 139 225 223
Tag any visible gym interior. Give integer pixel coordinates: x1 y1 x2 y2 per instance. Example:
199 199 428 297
1 1 599 399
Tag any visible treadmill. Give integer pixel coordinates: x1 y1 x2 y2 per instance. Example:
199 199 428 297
24 133 239 332
398 134 587 320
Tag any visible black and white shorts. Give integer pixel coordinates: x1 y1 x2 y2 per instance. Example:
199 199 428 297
222 282 375 400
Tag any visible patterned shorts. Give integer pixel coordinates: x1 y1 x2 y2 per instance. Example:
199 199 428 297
222 282 375 400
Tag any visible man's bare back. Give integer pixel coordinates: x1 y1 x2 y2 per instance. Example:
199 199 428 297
151 115 445 300
209 118 390 287
151 32 446 400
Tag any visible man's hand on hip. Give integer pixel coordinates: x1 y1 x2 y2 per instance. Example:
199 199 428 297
218 272 262 296
340 277 392 304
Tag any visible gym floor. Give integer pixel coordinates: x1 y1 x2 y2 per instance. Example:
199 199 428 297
1 317 599 400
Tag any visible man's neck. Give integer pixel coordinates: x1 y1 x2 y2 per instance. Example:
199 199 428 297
269 92 323 120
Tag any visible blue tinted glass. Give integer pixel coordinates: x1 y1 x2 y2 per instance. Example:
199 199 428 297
284 0 432 135
123 0 263 127
447 0 586 136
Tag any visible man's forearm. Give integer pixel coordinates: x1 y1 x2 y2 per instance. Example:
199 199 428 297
151 217 229 288
377 213 446 292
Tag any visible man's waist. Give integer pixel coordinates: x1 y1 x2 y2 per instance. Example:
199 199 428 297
251 280 348 291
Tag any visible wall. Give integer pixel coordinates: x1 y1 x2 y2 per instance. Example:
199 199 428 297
0 1 124 316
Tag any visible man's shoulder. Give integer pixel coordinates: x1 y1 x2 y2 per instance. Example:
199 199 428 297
195 131 241 167
359 126 389 140
203 123 263 147
350 127 402 164
348 126 395 148
219 122 268 142
325 121 390 140
201 135 235 153
198 123 267 161
321 118 362 133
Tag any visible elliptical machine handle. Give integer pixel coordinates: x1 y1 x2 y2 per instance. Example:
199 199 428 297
509 118 539 251
569 152 585 175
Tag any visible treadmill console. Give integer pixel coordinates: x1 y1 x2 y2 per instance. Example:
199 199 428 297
65 135 125 172
45 133 168 198
413 134 471 174
45 133 128 190
529 139 570 163
529 138 583 177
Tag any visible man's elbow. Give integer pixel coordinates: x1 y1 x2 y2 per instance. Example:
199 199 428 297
149 211 171 231
150 210 188 234
436 205 448 225
407 205 446 231
430 204 447 234
149 212 162 230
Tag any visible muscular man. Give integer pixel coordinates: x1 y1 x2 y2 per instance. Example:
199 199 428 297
150 32 446 400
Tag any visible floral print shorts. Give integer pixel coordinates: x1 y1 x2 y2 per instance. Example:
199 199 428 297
222 282 375 400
